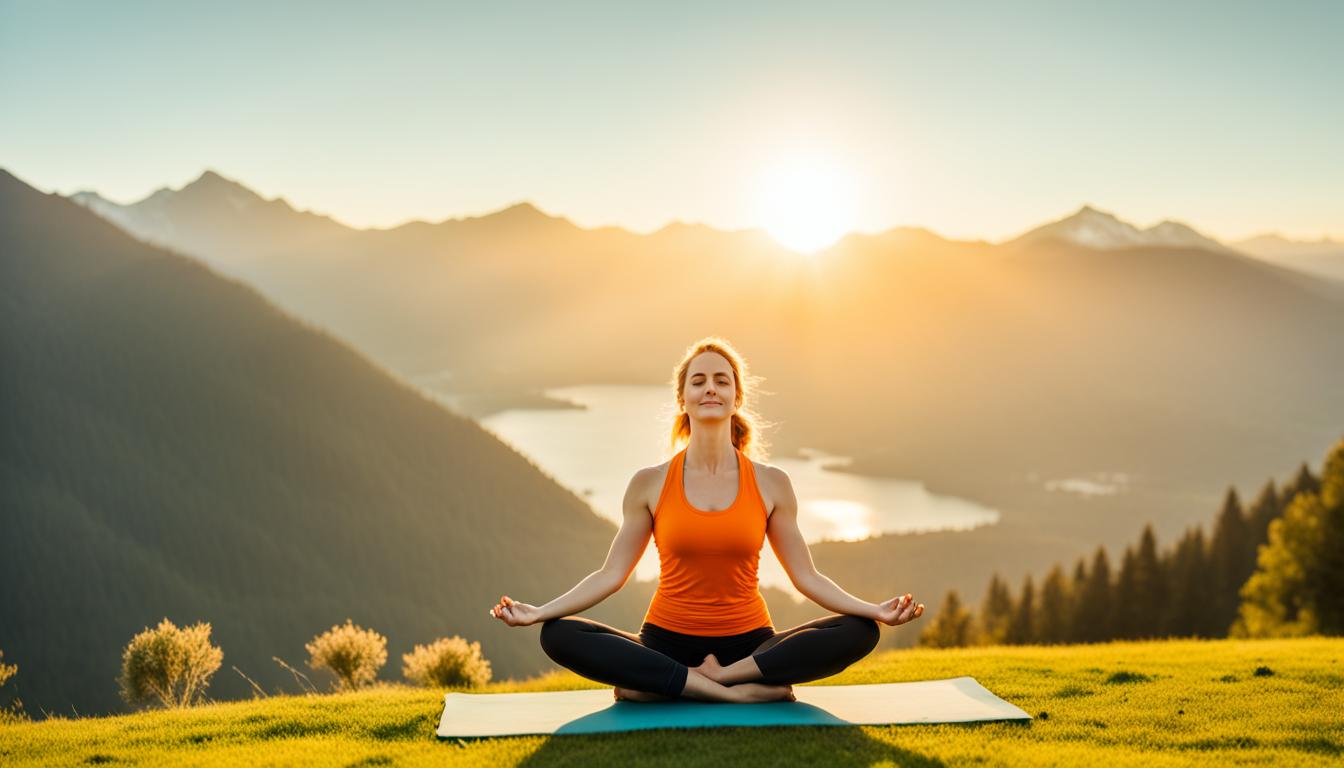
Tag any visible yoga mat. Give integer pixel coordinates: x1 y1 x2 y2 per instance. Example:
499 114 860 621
437 677 1030 738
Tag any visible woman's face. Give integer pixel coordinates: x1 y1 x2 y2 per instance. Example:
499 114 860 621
683 352 737 421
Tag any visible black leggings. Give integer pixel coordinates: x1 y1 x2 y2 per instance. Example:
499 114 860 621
539 614 880 699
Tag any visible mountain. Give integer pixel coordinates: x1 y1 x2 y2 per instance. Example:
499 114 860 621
63 171 1344 647
67 173 1344 517
70 170 352 272
1005 205 1233 253
3 169 713 716
1232 234 1344 283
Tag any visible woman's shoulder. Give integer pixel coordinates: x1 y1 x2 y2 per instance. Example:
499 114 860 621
629 457 675 491
627 458 676 514
749 457 790 485
748 457 792 513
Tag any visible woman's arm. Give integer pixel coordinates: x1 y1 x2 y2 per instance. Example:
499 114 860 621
490 468 654 626
764 466 923 625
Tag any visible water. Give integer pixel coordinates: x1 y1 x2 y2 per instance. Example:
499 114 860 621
478 384 1000 598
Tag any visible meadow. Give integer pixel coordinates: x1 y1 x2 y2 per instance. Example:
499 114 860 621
2 637 1340 767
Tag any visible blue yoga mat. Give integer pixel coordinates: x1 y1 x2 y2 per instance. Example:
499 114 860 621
437 677 1030 738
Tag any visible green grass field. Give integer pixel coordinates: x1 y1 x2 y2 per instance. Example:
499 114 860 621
2 637 1341 767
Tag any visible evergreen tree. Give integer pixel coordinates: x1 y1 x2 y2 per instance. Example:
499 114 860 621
1234 439 1344 637
1245 480 1281 550
1037 565 1071 644
978 574 1013 646
1208 487 1251 633
918 590 975 648
1284 462 1322 502
1164 527 1211 637
1073 548 1113 643
1005 576 1035 644
1132 524 1167 638
1068 558 1088 643
1112 546 1140 639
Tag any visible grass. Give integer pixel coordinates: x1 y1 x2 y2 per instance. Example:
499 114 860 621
1 637 1341 767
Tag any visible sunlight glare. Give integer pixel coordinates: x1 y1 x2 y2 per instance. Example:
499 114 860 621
756 158 858 254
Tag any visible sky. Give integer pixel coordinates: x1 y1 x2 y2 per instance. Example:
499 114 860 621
2 0 1340 242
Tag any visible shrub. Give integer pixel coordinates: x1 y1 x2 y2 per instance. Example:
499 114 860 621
118 619 223 709
0 649 25 723
0 650 15 690
402 636 493 689
306 619 387 691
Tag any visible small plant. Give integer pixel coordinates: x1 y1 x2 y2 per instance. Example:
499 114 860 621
306 619 387 691
1 649 26 723
118 619 223 709
402 636 493 689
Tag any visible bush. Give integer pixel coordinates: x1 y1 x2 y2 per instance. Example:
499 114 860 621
402 636 493 688
306 619 387 691
0 650 15 690
0 649 25 723
118 619 223 709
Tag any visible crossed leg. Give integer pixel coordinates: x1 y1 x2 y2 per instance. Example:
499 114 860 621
539 616 795 703
695 614 881 686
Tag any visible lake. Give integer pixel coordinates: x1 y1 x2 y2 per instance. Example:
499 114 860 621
477 385 1000 598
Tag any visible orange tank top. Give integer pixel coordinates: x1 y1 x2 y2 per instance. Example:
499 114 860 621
642 447 774 635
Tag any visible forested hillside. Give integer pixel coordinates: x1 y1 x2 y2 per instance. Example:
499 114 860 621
0 170 828 716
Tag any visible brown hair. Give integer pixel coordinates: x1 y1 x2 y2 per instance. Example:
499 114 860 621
669 336 772 459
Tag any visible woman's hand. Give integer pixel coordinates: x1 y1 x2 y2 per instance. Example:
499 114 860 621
874 593 925 626
488 595 542 627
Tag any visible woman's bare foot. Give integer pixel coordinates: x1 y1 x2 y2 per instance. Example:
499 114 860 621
680 668 795 703
727 683 796 703
613 686 671 702
692 653 727 684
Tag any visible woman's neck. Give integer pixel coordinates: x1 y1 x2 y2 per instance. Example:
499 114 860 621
685 428 736 474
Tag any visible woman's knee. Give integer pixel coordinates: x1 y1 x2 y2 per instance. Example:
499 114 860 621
839 614 881 656
538 617 580 660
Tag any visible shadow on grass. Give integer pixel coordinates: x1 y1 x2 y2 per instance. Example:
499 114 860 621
511 723 974 767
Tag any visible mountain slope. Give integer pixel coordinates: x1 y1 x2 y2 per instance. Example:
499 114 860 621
1232 234 1344 283
70 170 352 271
0 169 662 716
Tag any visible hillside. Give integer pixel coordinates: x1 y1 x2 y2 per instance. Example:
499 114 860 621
1233 234 1344 283
2 638 1339 766
0 169 834 717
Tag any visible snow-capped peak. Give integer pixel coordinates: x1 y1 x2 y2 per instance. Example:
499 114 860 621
1010 205 1230 253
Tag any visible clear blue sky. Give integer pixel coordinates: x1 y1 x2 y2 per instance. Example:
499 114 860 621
2 0 1340 241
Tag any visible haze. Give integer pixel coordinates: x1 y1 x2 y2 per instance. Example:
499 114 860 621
1 0 1341 243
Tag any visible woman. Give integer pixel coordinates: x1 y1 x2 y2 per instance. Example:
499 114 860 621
489 337 925 703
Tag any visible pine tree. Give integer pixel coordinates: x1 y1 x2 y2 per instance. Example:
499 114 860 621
978 574 1013 646
1132 524 1167 638
1164 527 1210 637
1284 462 1322 502
1234 439 1344 637
918 590 975 648
1208 487 1250 634
1005 576 1035 644
1037 565 1071 644
1112 546 1140 639
1068 558 1088 643
1073 547 1112 643
1245 480 1281 550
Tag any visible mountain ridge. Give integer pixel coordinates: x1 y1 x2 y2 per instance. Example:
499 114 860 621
70 168 1322 259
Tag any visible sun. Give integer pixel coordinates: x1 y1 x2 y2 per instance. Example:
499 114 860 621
755 157 858 254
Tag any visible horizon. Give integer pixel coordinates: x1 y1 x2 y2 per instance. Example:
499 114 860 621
36 166 1340 248
2 1 1341 244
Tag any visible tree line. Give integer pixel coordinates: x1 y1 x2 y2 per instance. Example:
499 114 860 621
920 438 1342 647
